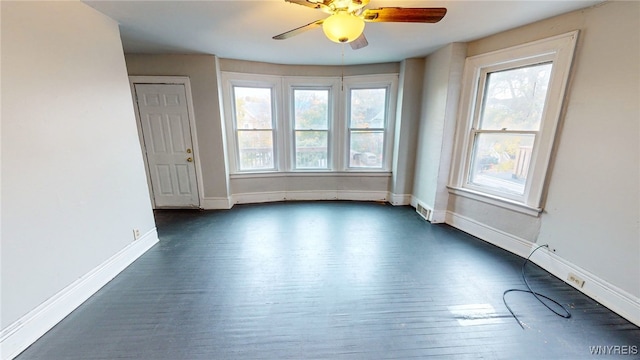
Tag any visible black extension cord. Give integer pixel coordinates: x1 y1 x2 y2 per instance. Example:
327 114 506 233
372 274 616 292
503 244 572 329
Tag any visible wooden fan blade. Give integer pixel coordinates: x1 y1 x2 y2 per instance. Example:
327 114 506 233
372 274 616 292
350 33 368 50
272 19 325 40
362 7 447 23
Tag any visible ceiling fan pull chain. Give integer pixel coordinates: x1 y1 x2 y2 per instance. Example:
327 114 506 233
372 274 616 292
341 43 345 91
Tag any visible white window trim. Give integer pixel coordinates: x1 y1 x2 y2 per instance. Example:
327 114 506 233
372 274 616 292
284 77 341 171
449 31 579 216
222 72 398 175
343 74 398 172
221 72 282 173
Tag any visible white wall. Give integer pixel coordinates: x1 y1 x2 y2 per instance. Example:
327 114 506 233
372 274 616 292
1 0 157 350
412 43 466 222
536 1 639 297
446 1 639 323
390 58 424 200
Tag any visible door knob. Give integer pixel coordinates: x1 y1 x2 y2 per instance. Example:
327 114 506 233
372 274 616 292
186 148 192 154
187 157 193 162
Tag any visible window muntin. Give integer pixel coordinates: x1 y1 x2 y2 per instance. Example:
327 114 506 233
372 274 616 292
468 63 552 197
232 86 275 171
348 87 387 168
293 88 330 169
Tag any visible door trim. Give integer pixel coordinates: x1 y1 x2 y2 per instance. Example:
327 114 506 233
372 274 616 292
129 76 204 208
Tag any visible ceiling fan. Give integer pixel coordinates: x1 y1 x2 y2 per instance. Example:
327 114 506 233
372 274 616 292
273 0 447 50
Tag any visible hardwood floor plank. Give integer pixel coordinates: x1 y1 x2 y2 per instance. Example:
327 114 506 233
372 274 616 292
16 202 640 359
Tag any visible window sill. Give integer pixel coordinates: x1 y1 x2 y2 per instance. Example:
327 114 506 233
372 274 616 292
447 186 542 217
231 171 392 179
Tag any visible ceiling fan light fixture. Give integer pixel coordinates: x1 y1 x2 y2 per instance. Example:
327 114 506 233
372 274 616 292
322 12 365 43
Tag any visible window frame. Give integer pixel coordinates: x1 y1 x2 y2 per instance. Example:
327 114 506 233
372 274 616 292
343 75 398 172
465 58 554 201
449 31 579 216
222 73 282 173
285 77 340 171
292 87 332 170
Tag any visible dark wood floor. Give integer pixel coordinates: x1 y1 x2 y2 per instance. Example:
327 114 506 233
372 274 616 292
17 202 639 359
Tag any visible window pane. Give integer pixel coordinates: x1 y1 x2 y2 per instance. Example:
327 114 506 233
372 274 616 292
234 87 273 129
350 88 386 129
349 131 383 168
294 89 328 130
237 130 273 170
469 133 535 195
295 131 328 169
480 63 552 131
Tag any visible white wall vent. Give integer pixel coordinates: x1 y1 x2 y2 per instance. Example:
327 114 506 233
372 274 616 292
416 203 432 221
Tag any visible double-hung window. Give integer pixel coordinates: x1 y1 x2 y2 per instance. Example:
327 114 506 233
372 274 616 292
292 88 331 170
347 86 390 169
226 76 280 173
449 31 578 214
468 62 552 196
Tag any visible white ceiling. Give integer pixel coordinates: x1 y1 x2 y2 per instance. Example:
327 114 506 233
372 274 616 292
84 0 604 66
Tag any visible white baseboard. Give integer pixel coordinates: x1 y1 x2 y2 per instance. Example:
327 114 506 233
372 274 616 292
0 229 159 360
531 249 640 327
445 210 640 327
430 209 448 224
445 211 532 257
288 190 340 201
410 196 419 208
231 190 389 205
336 190 388 202
201 196 232 210
232 191 288 204
389 193 411 206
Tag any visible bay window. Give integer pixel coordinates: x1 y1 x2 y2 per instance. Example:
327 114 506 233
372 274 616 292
222 72 397 174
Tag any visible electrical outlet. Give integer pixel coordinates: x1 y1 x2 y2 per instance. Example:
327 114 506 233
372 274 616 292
567 272 585 288
133 229 141 240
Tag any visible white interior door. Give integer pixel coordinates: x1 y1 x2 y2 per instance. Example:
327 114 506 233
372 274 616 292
134 83 199 208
